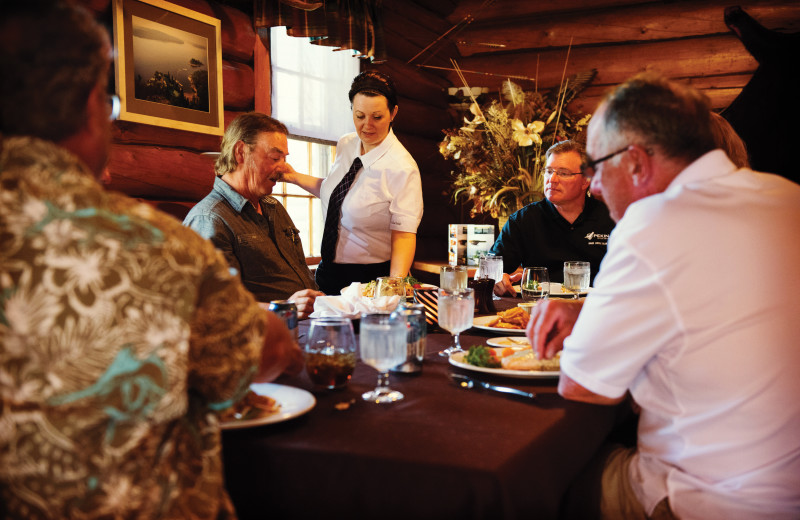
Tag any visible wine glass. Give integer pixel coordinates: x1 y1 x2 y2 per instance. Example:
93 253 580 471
304 317 357 390
521 267 549 303
374 276 405 298
439 265 468 291
360 312 407 403
437 287 475 357
563 261 590 299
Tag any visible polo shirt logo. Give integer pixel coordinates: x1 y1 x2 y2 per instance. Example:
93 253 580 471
585 231 609 245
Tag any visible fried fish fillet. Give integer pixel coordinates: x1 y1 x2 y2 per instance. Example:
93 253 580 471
500 349 560 371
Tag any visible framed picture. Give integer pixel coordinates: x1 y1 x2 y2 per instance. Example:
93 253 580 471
112 0 224 135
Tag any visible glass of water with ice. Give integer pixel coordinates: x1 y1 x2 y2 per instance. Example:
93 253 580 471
360 312 407 403
563 261 590 299
437 287 475 357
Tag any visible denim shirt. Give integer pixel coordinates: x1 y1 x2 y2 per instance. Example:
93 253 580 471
183 177 318 301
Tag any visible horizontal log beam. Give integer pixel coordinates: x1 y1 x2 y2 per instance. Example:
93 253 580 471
222 60 254 110
450 34 758 94
366 60 450 108
455 0 800 57
106 144 216 200
393 97 457 141
111 109 245 152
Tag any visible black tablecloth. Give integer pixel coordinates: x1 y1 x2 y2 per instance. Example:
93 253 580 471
223 300 628 520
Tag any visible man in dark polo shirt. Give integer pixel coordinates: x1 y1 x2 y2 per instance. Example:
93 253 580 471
184 112 323 317
491 140 615 295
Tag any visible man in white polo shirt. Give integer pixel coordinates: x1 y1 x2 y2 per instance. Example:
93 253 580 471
528 73 800 519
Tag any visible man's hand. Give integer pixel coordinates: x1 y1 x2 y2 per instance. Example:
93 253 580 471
526 299 584 360
288 289 324 319
493 272 523 296
253 307 305 383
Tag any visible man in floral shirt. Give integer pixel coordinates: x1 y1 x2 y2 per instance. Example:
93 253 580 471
0 2 303 518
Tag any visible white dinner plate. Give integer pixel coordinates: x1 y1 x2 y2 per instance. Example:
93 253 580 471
472 315 527 335
512 282 590 298
220 383 316 430
449 350 559 379
486 336 531 348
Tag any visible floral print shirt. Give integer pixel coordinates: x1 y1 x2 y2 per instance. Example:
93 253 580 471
0 137 265 519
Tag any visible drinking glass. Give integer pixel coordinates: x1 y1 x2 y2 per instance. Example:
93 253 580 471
304 317 357 390
437 287 475 357
360 312 407 403
563 261 590 298
521 267 549 303
473 251 494 278
374 276 406 298
439 265 468 291
478 255 504 300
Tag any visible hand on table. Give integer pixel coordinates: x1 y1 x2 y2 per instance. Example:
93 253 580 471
289 289 325 319
493 272 522 296
526 298 584 360
254 306 305 383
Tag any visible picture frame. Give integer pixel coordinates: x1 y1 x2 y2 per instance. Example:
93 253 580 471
112 0 224 135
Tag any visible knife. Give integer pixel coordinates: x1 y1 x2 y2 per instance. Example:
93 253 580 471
450 373 535 400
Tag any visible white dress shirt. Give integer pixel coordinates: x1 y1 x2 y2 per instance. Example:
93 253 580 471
320 129 423 264
561 150 800 519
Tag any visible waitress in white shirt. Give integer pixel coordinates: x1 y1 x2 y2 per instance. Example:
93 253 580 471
281 70 423 295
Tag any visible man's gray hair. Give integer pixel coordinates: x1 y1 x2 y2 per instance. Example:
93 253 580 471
599 73 716 162
545 140 587 164
215 112 289 176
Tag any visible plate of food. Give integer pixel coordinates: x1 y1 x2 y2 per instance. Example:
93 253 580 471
220 383 316 430
449 345 559 379
361 276 430 298
512 282 591 298
472 307 529 335
486 336 531 348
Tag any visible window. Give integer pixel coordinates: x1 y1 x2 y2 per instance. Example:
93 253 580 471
270 26 361 258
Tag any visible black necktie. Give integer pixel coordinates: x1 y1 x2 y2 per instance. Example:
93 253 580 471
320 157 362 264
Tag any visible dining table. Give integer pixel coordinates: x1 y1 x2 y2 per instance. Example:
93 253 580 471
222 296 632 520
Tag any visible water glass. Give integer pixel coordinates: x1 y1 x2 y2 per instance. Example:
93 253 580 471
360 312 407 403
563 261 590 297
304 317 357 390
440 265 468 291
374 276 405 298
437 287 475 357
477 254 504 284
473 251 494 278
521 267 550 303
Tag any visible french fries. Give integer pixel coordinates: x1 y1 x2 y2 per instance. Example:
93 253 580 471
219 390 281 422
486 307 529 329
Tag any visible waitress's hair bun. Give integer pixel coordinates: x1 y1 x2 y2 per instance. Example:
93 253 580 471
348 70 397 111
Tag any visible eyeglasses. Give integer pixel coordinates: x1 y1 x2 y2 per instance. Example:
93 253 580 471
107 94 120 121
580 145 631 178
543 167 583 179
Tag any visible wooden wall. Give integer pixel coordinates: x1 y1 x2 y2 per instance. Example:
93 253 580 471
79 0 800 268
438 0 800 114
83 0 259 220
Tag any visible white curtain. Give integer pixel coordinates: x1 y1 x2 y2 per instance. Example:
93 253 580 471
270 26 361 143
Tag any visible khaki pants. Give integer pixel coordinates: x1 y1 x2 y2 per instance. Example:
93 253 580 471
600 446 676 520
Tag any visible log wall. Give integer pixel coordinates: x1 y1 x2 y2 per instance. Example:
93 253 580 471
440 0 800 114
77 0 800 265
81 0 257 220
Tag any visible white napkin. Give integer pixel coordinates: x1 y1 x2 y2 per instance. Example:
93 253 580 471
309 282 401 319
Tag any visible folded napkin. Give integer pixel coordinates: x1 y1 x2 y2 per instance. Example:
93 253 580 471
310 282 401 319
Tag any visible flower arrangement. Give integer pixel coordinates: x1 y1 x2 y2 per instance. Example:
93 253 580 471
439 70 596 219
